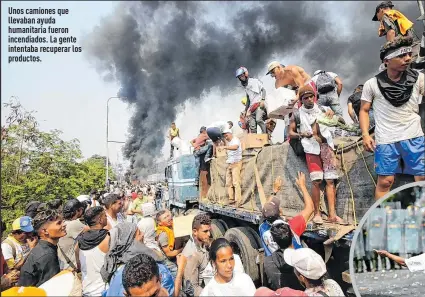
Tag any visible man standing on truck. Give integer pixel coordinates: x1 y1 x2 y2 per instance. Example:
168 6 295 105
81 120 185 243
235 66 267 134
310 70 344 117
222 128 243 207
288 84 345 225
360 36 425 200
169 122 180 158
191 126 211 186
261 172 315 291
204 121 231 161
266 61 312 103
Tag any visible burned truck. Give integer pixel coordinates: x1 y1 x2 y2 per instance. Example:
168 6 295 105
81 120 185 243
165 135 414 292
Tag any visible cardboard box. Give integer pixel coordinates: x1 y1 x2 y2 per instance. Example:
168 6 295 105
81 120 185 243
173 214 196 238
239 133 268 150
266 86 297 120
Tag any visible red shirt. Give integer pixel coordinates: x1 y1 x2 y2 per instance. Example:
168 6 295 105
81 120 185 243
191 133 209 150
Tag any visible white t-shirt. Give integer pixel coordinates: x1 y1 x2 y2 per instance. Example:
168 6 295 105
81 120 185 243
298 104 334 155
201 254 245 286
311 72 338 98
200 272 256 296
243 78 264 107
405 253 425 272
106 212 125 229
226 137 242 164
1 236 29 266
361 72 424 144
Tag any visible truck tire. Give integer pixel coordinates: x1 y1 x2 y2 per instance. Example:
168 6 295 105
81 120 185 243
217 219 229 232
210 219 226 239
224 227 260 286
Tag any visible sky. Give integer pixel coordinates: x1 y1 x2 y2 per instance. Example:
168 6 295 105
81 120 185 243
1 1 129 168
2 1 423 176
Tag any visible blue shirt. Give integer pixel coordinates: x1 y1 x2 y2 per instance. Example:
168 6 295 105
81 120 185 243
105 263 175 297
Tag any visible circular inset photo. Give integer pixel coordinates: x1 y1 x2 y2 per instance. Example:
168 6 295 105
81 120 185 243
350 181 425 297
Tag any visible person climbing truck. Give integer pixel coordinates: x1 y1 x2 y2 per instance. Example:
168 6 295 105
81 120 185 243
372 1 415 42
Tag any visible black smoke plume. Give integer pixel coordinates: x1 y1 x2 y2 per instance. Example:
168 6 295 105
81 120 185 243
84 1 422 177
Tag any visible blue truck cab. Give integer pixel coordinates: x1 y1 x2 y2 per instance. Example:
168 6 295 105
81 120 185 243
165 154 199 210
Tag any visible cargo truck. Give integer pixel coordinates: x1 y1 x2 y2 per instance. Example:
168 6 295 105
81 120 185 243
164 135 413 293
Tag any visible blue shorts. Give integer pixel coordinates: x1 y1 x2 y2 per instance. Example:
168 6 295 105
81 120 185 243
375 136 425 176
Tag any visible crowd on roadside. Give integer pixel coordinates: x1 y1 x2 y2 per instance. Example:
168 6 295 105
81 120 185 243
1 1 424 297
1 173 348 297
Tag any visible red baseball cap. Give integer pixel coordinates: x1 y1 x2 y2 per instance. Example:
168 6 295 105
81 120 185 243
255 287 307 297
131 192 137 200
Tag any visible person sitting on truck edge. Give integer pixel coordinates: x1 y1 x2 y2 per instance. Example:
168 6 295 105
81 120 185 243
181 214 212 296
236 66 267 134
360 36 425 200
289 84 345 225
372 1 415 42
191 126 211 187
285 248 345 296
204 121 231 162
156 210 183 277
222 128 243 207
310 70 344 117
263 172 314 291
169 122 180 159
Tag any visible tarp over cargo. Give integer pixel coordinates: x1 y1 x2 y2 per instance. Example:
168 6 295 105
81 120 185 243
205 137 414 225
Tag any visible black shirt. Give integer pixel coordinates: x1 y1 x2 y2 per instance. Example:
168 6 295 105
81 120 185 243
347 92 362 118
18 239 60 287
264 249 304 291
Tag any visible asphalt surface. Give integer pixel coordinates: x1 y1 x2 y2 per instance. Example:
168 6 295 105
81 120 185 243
354 269 425 297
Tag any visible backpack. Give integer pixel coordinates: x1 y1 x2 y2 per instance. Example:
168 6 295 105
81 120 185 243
315 71 336 94
289 106 326 156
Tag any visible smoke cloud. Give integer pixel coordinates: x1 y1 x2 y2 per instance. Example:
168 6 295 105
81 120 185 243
83 1 422 177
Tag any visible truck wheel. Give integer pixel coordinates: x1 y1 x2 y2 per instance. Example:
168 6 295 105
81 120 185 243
217 219 229 232
224 227 260 286
210 219 226 239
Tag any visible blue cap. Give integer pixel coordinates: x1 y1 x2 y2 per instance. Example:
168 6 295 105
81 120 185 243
12 216 34 233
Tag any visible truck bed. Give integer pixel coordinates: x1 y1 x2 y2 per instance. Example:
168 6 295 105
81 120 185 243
199 202 354 242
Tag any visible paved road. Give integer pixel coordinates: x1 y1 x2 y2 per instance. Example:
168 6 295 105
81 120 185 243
355 269 425 297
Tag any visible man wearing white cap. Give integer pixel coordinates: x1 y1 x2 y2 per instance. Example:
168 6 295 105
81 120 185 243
285 248 345 296
222 128 243 206
266 61 311 94
360 36 425 200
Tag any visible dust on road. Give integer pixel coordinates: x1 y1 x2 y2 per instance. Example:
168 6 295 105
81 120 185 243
355 269 425 297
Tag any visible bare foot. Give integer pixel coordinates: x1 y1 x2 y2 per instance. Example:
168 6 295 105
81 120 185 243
313 215 324 224
328 216 347 225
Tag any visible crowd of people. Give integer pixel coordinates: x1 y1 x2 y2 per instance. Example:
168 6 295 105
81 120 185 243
1 175 348 296
1 1 424 297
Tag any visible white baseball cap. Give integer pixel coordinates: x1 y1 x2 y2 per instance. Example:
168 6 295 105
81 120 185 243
222 128 233 134
284 248 327 280
266 61 283 75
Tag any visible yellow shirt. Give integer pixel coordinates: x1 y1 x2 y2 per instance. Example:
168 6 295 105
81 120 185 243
169 127 179 138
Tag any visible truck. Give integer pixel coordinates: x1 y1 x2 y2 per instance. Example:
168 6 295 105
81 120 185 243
164 135 414 293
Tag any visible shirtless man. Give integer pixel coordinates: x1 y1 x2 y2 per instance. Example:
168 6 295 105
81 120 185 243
266 61 311 92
